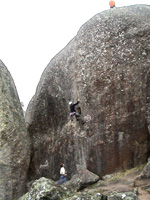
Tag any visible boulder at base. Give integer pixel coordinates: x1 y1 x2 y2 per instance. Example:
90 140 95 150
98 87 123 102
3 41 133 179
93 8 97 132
19 175 101 200
65 165 99 191
0 61 30 200
19 177 68 200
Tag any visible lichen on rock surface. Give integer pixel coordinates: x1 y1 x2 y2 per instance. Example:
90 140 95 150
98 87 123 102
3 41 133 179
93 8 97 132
19 175 101 200
19 177 67 200
26 5 150 182
0 60 30 200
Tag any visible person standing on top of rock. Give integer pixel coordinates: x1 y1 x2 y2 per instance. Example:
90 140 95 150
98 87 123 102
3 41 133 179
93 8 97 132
69 99 85 124
57 163 67 184
109 0 115 8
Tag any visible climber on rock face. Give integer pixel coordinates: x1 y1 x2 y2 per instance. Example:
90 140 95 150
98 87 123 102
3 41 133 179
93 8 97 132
109 0 115 8
69 99 85 124
69 99 80 120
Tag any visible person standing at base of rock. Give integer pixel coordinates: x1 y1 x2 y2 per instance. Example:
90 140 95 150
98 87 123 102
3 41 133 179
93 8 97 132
109 0 115 8
57 163 67 184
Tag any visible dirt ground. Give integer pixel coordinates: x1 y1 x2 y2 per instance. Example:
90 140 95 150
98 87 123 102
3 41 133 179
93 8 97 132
83 165 150 200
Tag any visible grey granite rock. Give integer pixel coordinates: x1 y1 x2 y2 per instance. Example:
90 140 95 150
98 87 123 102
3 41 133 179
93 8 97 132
107 192 140 200
26 5 150 182
19 177 69 200
0 61 30 200
64 165 99 191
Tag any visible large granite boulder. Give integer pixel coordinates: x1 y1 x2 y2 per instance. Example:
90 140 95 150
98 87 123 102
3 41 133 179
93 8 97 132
26 5 150 182
0 61 30 200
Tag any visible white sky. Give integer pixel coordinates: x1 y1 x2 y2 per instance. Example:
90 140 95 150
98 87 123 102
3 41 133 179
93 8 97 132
0 0 149 110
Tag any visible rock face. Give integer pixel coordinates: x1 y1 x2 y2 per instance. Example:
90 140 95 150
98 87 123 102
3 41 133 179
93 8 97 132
26 5 150 181
0 61 30 200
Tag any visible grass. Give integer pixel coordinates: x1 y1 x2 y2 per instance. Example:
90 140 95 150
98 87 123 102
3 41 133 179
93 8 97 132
103 164 146 182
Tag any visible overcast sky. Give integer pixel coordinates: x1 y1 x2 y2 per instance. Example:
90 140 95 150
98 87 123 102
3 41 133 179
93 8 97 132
0 0 150 110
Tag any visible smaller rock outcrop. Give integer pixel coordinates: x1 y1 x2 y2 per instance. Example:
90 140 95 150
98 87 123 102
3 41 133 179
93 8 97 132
0 60 30 200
